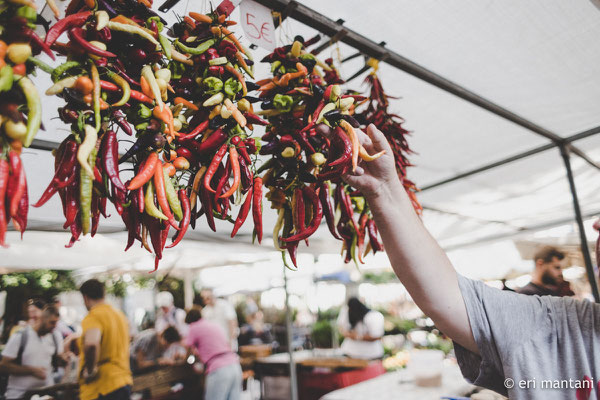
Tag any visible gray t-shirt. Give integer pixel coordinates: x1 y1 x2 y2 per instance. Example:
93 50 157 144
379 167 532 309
455 275 600 399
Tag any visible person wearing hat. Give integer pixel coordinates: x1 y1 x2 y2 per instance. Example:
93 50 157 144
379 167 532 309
155 291 187 337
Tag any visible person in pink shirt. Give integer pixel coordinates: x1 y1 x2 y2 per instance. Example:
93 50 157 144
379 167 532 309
184 309 242 400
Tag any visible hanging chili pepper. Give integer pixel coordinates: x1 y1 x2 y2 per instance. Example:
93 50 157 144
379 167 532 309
80 143 98 235
162 167 183 220
101 130 126 191
16 76 41 148
204 142 229 193
66 217 82 248
153 163 179 229
144 181 168 220
231 186 253 238
219 146 240 198
7 151 24 218
318 182 341 240
45 11 91 47
128 152 158 190
166 189 190 248
188 128 228 154
251 177 263 243
282 186 322 243
63 184 78 229
177 119 208 141
34 140 78 207
199 184 216 232
0 158 9 247
77 125 98 177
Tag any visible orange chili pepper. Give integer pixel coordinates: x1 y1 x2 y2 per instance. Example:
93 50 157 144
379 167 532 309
173 157 190 170
83 94 109 110
218 14 226 24
12 64 26 76
189 12 212 24
220 146 240 199
153 105 175 138
255 78 272 86
223 98 246 128
183 16 196 27
140 76 153 99
339 120 360 172
153 162 178 229
128 152 158 190
210 26 222 37
163 162 176 177
84 0 95 9
358 145 385 162
258 81 276 92
174 97 198 110
204 143 229 193
0 41 7 58
138 0 151 7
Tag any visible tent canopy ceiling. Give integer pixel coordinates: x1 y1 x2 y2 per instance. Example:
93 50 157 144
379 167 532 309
4 0 600 280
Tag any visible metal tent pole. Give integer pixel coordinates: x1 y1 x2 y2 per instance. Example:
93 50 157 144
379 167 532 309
559 145 600 303
283 264 299 400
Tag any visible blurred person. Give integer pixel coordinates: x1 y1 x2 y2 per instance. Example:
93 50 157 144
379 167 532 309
518 246 572 297
155 291 187 336
337 297 384 360
238 301 274 347
79 279 132 400
7 299 46 338
200 289 239 351
50 296 75 339
130 326 185 373
185 309 242 400
0 305 64 400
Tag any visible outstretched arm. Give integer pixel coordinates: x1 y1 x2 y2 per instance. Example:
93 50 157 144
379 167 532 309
336 123 478 354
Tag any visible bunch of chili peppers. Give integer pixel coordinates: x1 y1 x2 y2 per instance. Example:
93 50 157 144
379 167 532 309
256 38 384 267
359 71 421 213
165 8 263 247
37 0 192 268
0 0 55 245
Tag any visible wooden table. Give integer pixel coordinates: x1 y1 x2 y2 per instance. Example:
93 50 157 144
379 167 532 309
321 362 475 400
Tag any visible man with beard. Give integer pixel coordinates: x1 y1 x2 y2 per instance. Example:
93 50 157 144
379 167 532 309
517 246 572 297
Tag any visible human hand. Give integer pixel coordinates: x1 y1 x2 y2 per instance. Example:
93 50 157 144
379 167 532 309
316 123 398 199
158 358 175 366
29 367 47 380
81 366 99 384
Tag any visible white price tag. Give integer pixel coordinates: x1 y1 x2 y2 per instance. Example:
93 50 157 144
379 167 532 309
239 0 276 51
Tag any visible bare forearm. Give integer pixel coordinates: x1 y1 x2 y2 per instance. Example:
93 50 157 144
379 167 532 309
366 182 477 353
0 362 36 376
83 344 98 373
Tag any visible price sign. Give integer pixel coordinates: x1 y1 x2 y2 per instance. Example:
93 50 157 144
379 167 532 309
239 0 276 51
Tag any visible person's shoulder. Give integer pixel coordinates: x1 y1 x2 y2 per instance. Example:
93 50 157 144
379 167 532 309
365 310 384 323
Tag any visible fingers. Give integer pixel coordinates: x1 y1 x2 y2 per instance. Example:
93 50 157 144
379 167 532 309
354 128 373 148
366 124 392 153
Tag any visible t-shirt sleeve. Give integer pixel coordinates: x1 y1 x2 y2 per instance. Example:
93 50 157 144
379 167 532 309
454 275 552 395
54 330 64 353
1 331 22 359
81 313 103 333
365 311 384 338
336 307 349 331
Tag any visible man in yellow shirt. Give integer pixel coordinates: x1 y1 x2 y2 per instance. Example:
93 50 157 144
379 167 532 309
78 279 132 400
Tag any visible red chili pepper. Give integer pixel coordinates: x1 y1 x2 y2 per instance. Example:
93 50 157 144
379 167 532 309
121 207 136 251
7 151 24 218
145 216 163 272
101 130 126 192
190 128 228 154
230 186 253 238
220 147 240 199
63 185 78 229
13 180 28 239
199 185 216 232
91 193 100 237
178 120 209 142
33 140 78 207
23 27 56 60
243 113 269 126
0 159 9 247
68 27 117 58
45 11 91 47
137 187 145 214
318 182 341 240
282 186 322 243
213 161 228 213
238 155 253 193
252 177 263 244
166 189 191 248
66 217 82 248
357 212 369 263
367 219 383 253
328 126 353 169
204 143 229 193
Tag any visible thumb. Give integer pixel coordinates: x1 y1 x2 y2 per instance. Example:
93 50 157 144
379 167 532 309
366 124 392 153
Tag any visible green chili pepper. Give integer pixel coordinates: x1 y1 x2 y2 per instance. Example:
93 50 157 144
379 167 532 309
223 77 242 97
158 34 172 60
202 92 224 107
229 124 244 136
137 104 153 119
16 76 41 148
90 63 101 132
163 168 182 220
135 122 149 131
353 197 365 213
168 61 185 80
203 77 223 95
80 144 98 235
145 181 168 220
146 16 164 32
16 6 36 22
0 66 13 92
51 61 81 82
270 60 281 73
299 54 316 62
273 94 294 112
174 38 216 55
106 71 131 107
350 233 359 268
27 57 54 74
208 57 227 66
107 21 160 50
